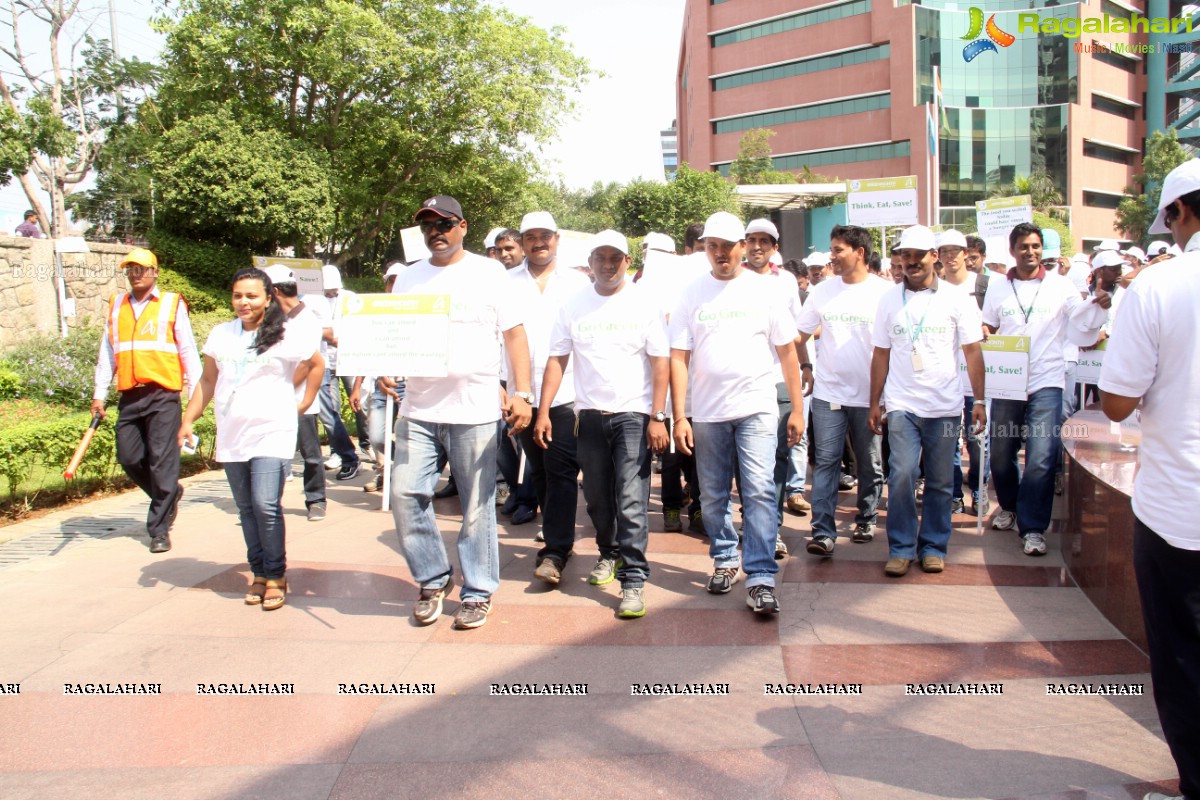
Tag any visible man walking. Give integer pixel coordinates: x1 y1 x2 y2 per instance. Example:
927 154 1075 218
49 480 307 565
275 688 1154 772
92 248 200 553
868 226 987 576
314 264 363 480
535 230 669 618
389 195 532 630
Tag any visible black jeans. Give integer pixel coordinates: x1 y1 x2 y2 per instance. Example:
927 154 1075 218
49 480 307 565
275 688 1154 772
115 386 182 537
518 403 580 564
1134 516 1200 799
296 414 326 508
497 420 537 508
661 418 699 516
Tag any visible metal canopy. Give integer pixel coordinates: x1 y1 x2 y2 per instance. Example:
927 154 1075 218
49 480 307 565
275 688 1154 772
734 183 845 210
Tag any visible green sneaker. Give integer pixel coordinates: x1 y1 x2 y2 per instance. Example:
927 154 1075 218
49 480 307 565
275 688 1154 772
617 587 646 618
663 508 682 532
587 557 622 586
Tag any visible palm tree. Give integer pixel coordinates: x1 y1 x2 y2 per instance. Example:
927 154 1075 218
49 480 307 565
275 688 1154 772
990 170 1067 221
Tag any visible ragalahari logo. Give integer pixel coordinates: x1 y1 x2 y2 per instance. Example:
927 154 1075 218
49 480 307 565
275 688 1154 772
962 7 1015 61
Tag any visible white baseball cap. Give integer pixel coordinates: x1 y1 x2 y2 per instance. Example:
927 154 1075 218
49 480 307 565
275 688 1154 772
643 232 675 253
1092 250 1124 270
484 227 506 249
1150 158 1200 234
700 211 745 243
321 264 343 290
935 229 967 250
745 218 779 240
898 225 937 251
1122 246 1146 262
769 252 783 266
1146 240 1170 256
519 211 557 234
1066 262 1090 292
263 263 295 285
384 262 404 279
1095 239 1121 252
589 229 629 256
802 252 827 268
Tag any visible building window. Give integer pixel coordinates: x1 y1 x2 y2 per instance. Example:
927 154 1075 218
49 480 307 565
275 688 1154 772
1100 0 1133 21
711 0 871 47
714 140 911 174
713 45 890 91
1083 140 1136 165
1092 44 1139 73
1083 190 1126 209
712 93 890 134
1092 93 1138 119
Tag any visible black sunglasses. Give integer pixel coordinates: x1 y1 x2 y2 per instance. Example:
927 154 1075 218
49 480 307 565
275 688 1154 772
419 217 460 234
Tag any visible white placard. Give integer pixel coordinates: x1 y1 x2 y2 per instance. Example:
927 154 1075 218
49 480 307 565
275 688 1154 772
292 268 323 295
399 226 432 263
1075 340 1106 385
335 293 450 378
959 335 1031 400
56 237 91 253
975 196 1033 240
846 177 919 227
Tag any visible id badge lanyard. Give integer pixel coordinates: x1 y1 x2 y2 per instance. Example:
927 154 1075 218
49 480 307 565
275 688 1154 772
902 288 931 372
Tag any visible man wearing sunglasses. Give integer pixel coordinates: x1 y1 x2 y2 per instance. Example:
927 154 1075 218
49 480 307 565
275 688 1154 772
388 195 533 631
92 247 201 554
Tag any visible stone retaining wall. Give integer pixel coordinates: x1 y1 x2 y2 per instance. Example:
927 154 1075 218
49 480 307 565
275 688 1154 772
0 238 132 351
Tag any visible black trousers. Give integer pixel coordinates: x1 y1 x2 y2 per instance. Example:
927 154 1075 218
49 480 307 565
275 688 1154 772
1134 516 1200 799
296 414 326 508
115 386 182 537
518 403 580 564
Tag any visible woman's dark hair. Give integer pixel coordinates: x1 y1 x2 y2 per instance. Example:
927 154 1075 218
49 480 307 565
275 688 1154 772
230 267 286 355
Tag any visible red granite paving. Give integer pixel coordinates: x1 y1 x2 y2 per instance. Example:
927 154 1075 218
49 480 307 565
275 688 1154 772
783 558 1075 586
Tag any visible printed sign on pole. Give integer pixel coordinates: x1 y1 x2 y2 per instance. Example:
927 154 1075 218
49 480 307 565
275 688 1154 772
975 195 1033 240
846 176 919 227
335 293 450 378
1075 339 1107 385
959 335 1031 400
252 256 325 294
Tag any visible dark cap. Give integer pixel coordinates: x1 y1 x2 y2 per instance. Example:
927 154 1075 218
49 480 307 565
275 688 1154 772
414 195 464 221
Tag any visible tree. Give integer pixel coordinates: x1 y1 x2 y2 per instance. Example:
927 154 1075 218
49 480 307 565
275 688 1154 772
0 2 158 235
729 128 800 186
1116 129 1192 245
149 0 590 264
611 164 738 245
990 169 1066 220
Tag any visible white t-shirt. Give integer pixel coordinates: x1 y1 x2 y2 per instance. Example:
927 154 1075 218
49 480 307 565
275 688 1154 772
760 271 803 384
796 274 892 407
1098 232 1200 549
285 304 326 415
981 271 1091 393
548 282 669 414
871 280 983 418
508 262 592 407
312 290 353 371
391 252 521 425
669 270 798 423
203 319 319 463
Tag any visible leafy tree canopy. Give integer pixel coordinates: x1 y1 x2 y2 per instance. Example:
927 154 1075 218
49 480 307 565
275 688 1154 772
611 165 738 246
1116 129 1192 246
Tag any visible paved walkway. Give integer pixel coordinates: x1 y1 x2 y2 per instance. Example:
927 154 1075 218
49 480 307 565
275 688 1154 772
0 463 1179 799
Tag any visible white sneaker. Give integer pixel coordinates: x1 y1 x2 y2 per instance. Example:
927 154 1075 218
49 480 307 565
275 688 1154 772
1023 532 1047 556
991 509 1017 530
1143 792 1183 800
324 454 341 470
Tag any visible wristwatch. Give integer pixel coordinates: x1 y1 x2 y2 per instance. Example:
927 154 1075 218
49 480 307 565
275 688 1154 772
513 391 534 405
653 411 667 422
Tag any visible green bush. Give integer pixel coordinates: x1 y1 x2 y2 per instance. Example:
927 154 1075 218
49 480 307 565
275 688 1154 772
5 326 107 410
156 268 228 315
147 227 252 292
0 369 20 401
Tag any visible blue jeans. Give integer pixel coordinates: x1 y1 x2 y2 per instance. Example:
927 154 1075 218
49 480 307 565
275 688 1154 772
784 391 810 496
576 411 651 587
367 384 404 456
886 412 959 559
990 387 1063 536
694 413 779 588
224 457 290 579
317 368 359 466
952 396 990 498
389 417 500 601
810 398 883 540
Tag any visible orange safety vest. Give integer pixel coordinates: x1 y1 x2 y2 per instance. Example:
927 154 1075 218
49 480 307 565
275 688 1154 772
107 290 185 392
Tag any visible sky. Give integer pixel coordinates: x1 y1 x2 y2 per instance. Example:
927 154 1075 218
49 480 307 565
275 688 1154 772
0 0 685 231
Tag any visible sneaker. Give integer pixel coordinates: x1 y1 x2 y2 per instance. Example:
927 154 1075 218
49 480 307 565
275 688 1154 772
884 557 912 577
1143 793 1183 800
336 462 360 481
617 587 646 619
785 494 810 515
1023 532 1048 556
534 529 545 543
969 491 991 517
807 534 835 556
360 444 375 461
706 565 742 594
991 509 1017 530
534 558 562 585
689 511 707 536
850 522 875 543
511 506 536 525
663 508 683 532
453 599 491 629
920 555 945 573
950 497 965 514
285 472 294 482
307 503 326 521
363 473 384 492
747 585 780 614
838 473 857 491
915 477 925 506
324 453 341 470
774 535 788 560
588 557 621 586
413 577 453 625
495 484 510 506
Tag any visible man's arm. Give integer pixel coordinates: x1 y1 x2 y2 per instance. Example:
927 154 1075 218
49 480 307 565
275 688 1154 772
173 301 203 401
1100 391 1140 422
867 346 890 435
91 303 117 418
669 348 693 455
534 354 569 448
647 355 669 452
962 342 988 435
796 332 815 396
501 324 532 431
776 342 805 447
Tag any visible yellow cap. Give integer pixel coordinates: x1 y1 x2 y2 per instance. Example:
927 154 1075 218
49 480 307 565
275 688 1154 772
120 247 158 270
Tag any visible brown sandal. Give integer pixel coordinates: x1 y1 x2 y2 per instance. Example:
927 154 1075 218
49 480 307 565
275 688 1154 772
244 577 267 605
262 578 288 611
